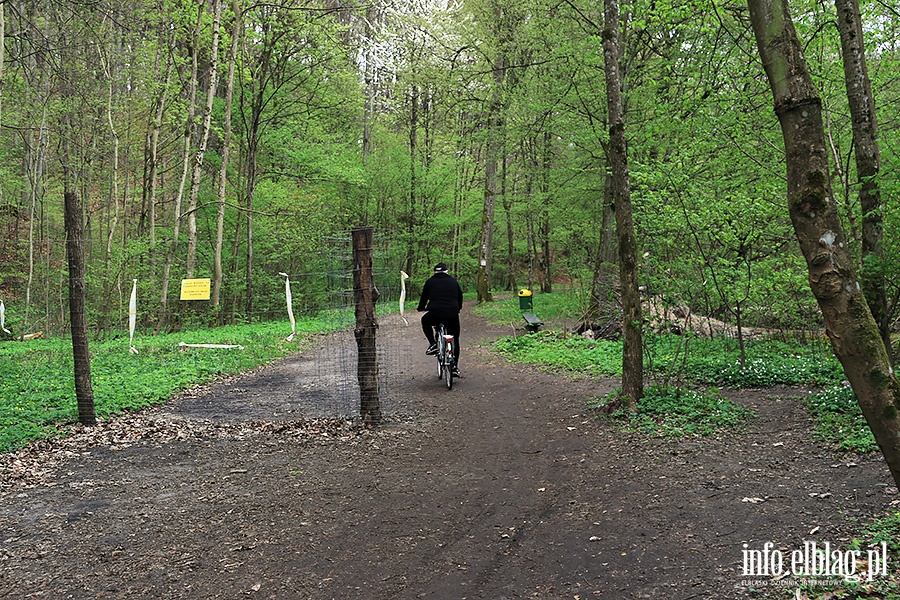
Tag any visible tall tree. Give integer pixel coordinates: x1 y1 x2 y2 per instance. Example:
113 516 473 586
473 0 520 303
834 0 890 362
212 0 241 315
747 0 900 488
157 3 203 333
141 21 175 248
186 0 223 279
603 0 642 408
477 102 499 302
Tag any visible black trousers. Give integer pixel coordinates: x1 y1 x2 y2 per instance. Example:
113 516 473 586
421 310 461 365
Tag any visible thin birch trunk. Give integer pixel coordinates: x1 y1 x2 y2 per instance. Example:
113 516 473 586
101 53 119 260
24 106 48 336
186 0 223 279
212 0 240 315
156 4 202 333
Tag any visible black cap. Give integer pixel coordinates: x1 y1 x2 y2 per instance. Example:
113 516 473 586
434 263 448 273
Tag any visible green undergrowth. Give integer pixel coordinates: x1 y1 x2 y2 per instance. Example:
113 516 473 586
495 331 621 375
803 384 878 454
477 290 862 447
472 289 586 323
594 384 754 438
492 329 843 387
773 511 900 599
0 317 343 453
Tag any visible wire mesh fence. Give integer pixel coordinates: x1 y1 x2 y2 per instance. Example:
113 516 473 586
271 229 416 421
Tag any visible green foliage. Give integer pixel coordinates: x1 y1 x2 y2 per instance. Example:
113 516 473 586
0 317 343 454
482 288 845 388
493 326 843 388
495 330 622 375
598 384 754 438
659 337 845 386
862 511 900 557
791 511 900 599
472 289 589 323
803 385 878 454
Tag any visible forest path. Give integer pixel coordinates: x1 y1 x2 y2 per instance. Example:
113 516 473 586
0 306 895 599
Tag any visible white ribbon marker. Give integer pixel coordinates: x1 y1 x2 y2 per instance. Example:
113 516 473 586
279 272 296 341
399 271 409 326
0 299 9 334
128 279 139 354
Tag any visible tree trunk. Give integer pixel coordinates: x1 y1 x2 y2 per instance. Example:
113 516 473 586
538 132 552 294
834 0 890 362
478 109 500 303
0 2 3 173
407 86 418 272
352 227 381 426
603 0 643 408
361 4 376 159
526 210 536 289
143 37 172 247
186 0 223 279
747 0 900 489
100 49 120 335
244 122 260 321
102 55 120 262
583 171 618 330
243 21 274 324
503 161 516 292
157 4 202 333
64 187 96 426
212 0 240 317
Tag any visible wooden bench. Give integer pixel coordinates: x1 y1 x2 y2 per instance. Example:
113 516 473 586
522 312 543 332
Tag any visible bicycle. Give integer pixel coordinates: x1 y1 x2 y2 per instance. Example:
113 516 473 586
434 322 455 390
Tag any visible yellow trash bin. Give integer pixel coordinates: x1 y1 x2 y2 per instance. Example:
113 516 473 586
518 288 533 311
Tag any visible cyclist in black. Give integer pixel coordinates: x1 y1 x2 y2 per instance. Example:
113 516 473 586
417 262 463 376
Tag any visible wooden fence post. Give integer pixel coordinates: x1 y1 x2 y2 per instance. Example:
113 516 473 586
352 227 381 425
64 190 97 426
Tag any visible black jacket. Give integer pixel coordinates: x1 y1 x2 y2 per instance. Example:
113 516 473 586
417 273 463 314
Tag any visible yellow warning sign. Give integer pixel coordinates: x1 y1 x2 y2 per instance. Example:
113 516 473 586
180 278 211 300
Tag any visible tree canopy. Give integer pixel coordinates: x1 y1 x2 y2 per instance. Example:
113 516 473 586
0 0 897 341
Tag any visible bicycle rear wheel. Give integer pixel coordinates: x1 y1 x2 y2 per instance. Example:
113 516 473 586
444 340 454 389
436 334 444 379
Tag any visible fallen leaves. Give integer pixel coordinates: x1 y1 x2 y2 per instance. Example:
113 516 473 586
0 413 363 492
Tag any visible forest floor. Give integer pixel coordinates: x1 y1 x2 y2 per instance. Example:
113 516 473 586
0 307 897 599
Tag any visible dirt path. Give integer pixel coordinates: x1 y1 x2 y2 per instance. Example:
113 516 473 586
0 308 896 599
